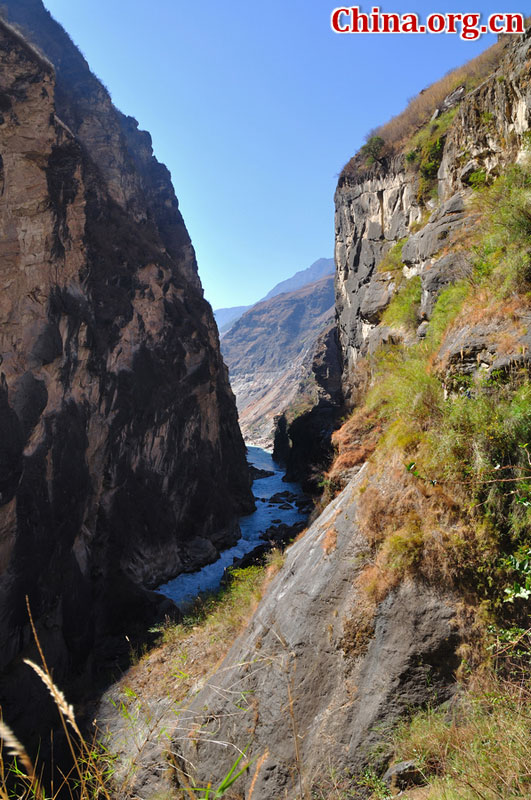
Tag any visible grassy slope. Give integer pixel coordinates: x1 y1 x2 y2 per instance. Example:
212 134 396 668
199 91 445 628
321 165 531 798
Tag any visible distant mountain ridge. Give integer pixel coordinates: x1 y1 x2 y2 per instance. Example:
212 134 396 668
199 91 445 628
262 257 335 301
221 273 338 446
213 257 334 335
214 305 251 332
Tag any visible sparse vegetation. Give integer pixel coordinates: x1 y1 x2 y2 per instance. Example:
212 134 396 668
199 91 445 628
380 276 421 330
0 560 285 800
377 238 407 273
324 166 531 617
341 39 506 178
392 663 531 800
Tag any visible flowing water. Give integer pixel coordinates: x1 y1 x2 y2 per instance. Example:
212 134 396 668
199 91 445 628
157 446 308 610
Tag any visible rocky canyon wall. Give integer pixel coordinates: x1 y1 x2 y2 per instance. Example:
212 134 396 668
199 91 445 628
335 31 531 394
0 0 253 717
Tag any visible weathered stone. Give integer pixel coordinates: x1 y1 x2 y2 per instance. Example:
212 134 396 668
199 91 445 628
249 466 275 481
360 273 395 323
383 760 425 790
0 2 253 745
335 162 423 382
439 32 531 201
366 324 404 354
417 320 430 338
171 469 460 800
434 313 531 383
420 252 470 318
402 194 465 267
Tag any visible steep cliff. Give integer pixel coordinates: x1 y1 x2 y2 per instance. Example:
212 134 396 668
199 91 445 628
0 0 252 721
335 32 531 392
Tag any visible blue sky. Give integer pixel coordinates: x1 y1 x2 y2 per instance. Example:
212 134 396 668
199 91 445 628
42 1 522 308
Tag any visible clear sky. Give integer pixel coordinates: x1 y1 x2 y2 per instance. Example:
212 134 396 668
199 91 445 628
42 1 522 309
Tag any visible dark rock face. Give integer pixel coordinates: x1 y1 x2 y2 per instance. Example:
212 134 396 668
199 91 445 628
272 323 344 492
0 3 252 721
173 469 459 799
402 193 466 266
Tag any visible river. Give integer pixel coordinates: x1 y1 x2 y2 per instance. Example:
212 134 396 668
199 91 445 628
157 446 308 610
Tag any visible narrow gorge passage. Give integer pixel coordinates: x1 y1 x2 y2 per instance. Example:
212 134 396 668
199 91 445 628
157 446 312 610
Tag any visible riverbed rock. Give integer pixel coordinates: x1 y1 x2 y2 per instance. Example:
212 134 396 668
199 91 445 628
249 466 275 481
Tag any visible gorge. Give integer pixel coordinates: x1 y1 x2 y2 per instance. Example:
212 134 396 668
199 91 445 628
0 5 530 800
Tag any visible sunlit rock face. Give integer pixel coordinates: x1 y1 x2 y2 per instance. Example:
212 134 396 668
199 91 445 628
0 4 253 701
334 31 531 396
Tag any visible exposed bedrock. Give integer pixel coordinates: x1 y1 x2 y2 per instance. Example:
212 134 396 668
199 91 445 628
0 2 253 727
174 468 460 799
335 31 531 396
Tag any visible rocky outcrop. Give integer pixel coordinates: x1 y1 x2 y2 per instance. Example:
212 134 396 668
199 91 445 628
173 468 459 799
221 275 336 446
273 323 343 492
439 31 531 200
335 31 531 395
335 162 423 385
435 311 531 387
0 0 252 722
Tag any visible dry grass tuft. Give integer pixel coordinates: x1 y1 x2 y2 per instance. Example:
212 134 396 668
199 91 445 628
394 668 531 800
340 592 377 659
322 527 338 556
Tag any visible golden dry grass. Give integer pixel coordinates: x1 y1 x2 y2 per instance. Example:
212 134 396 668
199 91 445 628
342 39 506 178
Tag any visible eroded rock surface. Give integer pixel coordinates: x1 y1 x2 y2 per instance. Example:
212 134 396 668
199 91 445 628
335 31 531 396
0 3 252 725
173 468 459 799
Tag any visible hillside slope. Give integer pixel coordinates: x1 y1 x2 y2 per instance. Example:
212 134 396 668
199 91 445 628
213 257 334 337
221 274 338 446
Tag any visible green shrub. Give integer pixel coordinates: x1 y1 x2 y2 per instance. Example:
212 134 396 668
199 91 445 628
472 165 531 293
361 135 385 165
380 276 422 330
468 169 487 190
419 138 444 180
424 282 469 351
377 237 408 273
